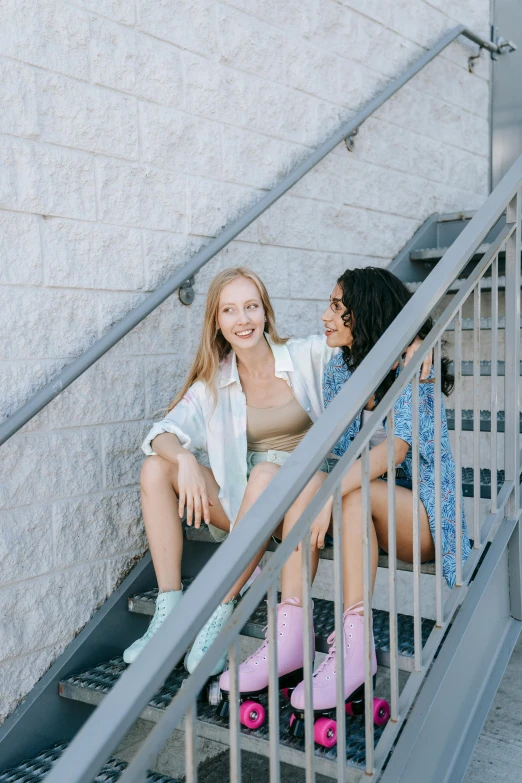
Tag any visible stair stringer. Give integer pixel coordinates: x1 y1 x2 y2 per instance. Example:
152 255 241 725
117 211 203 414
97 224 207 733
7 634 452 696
0 537 219 773
376 514 522 783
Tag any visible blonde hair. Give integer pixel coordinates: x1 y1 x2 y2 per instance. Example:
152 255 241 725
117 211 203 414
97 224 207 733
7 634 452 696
168 267 287 411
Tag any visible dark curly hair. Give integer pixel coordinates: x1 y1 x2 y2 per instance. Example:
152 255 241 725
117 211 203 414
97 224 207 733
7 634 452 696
336 267 454 401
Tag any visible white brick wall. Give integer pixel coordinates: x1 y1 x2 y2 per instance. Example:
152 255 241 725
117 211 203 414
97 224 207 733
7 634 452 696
0 0 491 722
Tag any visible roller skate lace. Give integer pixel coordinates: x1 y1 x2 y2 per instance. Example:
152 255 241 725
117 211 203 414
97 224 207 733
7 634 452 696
200 603 235 653
142 595 171 642
312 619 355 682
243 600 294 667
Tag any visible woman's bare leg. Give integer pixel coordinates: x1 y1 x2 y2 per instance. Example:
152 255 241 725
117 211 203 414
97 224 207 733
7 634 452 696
342 479 435 609
222 462 282 602
140 455 231 593
280 471 329 603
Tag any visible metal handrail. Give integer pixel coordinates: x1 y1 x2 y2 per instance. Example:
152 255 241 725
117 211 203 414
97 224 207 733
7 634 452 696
0 24 512 447
44 149 522 783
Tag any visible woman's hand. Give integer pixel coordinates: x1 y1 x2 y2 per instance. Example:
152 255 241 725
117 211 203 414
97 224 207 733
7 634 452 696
400 336 432 380
310 497 333 552
176 452 213 528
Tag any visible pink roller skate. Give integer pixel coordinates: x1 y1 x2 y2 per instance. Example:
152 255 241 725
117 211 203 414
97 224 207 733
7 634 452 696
217 597 314 729
290 603 390 747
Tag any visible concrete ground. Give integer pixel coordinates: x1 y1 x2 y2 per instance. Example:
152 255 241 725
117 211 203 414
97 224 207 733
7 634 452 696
117 633 522 781
463 631 522 783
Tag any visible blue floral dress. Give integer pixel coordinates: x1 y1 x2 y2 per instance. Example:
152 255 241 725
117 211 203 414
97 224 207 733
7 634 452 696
323 354 471 588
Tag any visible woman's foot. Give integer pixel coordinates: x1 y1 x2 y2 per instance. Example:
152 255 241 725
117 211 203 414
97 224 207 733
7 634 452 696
123 589 183 664
290 603 376 711
219 597 312 695
185 600 236 676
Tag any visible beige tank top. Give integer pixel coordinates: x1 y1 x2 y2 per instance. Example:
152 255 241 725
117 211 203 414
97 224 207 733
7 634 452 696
247 395 313 453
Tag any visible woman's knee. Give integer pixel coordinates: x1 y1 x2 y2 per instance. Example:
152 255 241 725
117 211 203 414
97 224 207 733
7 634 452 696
140 455 174 493
247 462 279 487
342 488 363 509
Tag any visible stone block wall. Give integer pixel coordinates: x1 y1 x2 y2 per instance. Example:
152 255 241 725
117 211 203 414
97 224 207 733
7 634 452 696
0 0 491 721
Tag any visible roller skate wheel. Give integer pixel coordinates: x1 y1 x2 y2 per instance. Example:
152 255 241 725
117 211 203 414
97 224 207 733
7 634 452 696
313 717 337 748
207 680 221 706
239 700 265 730
345 701 355 717
282 687 291 700
289 713 296 728
373 698 390 726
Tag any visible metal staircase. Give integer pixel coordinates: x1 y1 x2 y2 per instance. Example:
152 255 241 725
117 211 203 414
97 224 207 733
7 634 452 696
0 24 520 783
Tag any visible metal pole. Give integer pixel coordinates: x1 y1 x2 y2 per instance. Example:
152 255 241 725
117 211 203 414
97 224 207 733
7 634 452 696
229 639 241 783
434 341 443 626
267 583 281 783
333 484 347 781
185 701 198 783
506 191 522 620
362 446 374 775
302 536 315 783
387 411 399 721
455 310 464 586
473 283 481 546
412 375 422 671
491 255 499 514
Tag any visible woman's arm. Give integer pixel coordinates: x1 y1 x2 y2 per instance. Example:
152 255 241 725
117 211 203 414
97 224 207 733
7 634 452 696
340 436 409 497
151 432 214 527
402 336 432 381
151 431 193 463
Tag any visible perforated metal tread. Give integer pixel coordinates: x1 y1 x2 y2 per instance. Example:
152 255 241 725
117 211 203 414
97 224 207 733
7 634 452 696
0 742 178 783
445 409 522 433
184 525 437 575
451 360 522 376
444 316 522 331
410 243 492 261
408 275 508 293
128 591 434 672
59 660 385 772
460 467 522 499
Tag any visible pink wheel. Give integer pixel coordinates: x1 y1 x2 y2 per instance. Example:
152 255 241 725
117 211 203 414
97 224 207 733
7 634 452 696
289 713 296 728
313 717 337 748
239 700 265 730
373 698 390 726
282 687 291 700
345 702 355 717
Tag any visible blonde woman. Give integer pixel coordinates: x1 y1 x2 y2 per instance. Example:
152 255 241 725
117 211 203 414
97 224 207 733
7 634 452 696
123 267 428 689
123 267 336 672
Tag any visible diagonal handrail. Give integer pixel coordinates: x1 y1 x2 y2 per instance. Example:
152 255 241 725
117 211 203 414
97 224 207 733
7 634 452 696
43 149 522 783
0 24 512 447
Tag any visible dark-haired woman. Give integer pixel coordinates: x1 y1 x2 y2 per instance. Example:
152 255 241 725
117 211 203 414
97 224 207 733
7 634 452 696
290 267 471 714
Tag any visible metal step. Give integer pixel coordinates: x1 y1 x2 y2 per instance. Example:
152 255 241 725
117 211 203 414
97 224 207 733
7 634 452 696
58 653 392 777
128 592 433 673
460 467 519 499
450 360 522 376
408 275 509 292
184 525 437 575
446 409 522 433
444 316 522 331
410 243 492 262
0 742 178 783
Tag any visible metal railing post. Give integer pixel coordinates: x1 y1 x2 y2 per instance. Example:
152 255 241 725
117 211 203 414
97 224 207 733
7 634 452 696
506 190 522 620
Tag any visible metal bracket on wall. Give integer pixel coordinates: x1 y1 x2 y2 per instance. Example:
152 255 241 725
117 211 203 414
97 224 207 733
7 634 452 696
468 46 483 73
345 127 359 152
179 277 195 305
491 26 517 61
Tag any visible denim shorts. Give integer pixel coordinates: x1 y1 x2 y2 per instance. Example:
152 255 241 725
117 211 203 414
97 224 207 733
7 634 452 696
246 449 333 478
379 467 413 491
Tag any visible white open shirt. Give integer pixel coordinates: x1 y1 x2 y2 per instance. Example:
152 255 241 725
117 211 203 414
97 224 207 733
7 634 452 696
142 334 337 540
